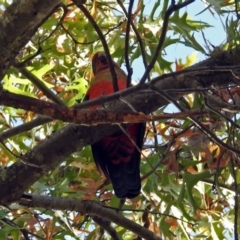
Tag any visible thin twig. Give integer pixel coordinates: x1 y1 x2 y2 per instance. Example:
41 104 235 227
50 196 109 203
61 21 123 45
13 63 66 106
124 0 134 86
151 121 159 149
151 86 240 155
203 93 240 129
1 217 44 240
72 0 119 92
139 0 195 84
234 0 240 20
92 216 120 240
229 155 239 240
39 4 68 44
0 141 44 169
103 205 195 226
0 116 51 142
15 47 50 67
212 149 226 195
141 138 174 180
117 0 150 82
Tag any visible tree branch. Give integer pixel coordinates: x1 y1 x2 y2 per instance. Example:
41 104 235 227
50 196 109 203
13 63 66 106
117 0 149 82
19 194 162 240
0 116 51 142
0 0 61 79
0 88 207 124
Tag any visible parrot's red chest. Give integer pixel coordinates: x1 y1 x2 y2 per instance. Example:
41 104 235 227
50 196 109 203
86 79 126 101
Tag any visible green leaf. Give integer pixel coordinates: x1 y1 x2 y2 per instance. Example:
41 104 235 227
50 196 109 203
10 229 20 240
29 65 55 88
3 75 36 98
65 77 88 106
181 34 206 53
184 171 213 211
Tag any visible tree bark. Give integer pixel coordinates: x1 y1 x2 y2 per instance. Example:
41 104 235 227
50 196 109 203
0 0 61 79
19 194 162 240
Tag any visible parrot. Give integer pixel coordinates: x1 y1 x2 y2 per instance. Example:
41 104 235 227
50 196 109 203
85 52 145 199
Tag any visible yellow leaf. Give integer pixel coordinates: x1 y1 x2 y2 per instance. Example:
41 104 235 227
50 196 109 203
176 52 198 70
185 52 198 67
90 0 97 18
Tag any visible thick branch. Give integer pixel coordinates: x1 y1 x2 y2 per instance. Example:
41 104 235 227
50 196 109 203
0 0 61 79
19 194 162 240
0 87 206 124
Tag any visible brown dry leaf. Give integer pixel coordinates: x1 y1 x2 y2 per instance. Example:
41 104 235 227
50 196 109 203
177 128 196 138
165 217 178 229
100 191 113 201
149 222 161 236
186 166 198 174
162 149 180 173
230 86 240 95
202 194 213 209
201 147 214 164
54 85 63 93
212 88 231 102
195 209 202 220
121 20 127 32
175 60 184 71
208 145 221 157
78 177 103 200
201 145 230 169
209 152 231 169
85 69 92 81
0 150 9 166
37 91 44 98
45 218 55 240
69 181 82 190
175 128 196 146
26 216 39 234
132 0 143 20
73 213 84 224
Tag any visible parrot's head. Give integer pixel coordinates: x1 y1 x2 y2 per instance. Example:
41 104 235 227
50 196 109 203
92 52 118 75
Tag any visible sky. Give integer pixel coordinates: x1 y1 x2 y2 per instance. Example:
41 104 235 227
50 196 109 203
131 0 227 80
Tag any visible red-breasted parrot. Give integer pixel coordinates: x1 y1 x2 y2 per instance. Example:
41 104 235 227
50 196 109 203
85 52 145 198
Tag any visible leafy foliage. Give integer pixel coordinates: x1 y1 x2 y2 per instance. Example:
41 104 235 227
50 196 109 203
0 0 239 239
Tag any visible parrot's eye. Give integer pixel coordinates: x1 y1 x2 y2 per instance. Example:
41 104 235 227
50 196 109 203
98 53 108 65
